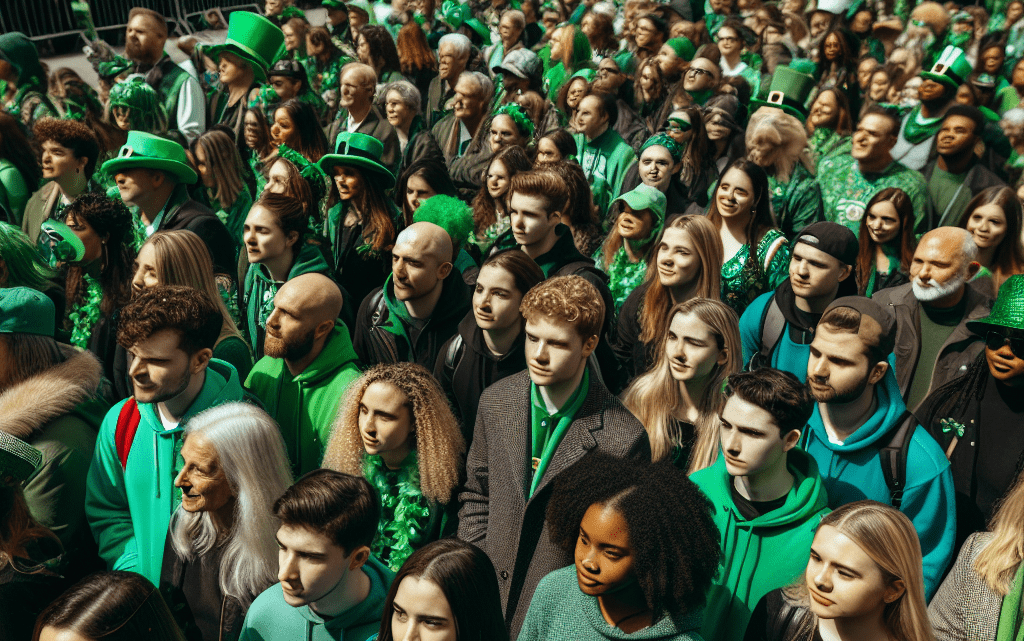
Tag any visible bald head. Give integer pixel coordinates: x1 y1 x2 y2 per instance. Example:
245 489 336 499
395 222 453 264
265 273 342 370
341 62 376 88
277 273 344 323
918 226 979 267
392 222 455 311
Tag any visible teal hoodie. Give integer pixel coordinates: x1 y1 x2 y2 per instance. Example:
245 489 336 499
801 369 956 599
85 360 245 585
691 448 829 641
240 555 394 641
246 323 362 476
244 241 333 360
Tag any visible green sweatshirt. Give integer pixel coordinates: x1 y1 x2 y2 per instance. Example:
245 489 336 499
690 448 830 641
240 555 394 641
572 128 636 218
84 360 244 585
245 324 362 476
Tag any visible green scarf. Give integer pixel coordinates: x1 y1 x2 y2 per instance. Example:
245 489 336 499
998 564 1024 641
901 105 943 145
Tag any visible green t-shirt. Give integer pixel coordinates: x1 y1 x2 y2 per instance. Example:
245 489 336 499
927 167 969 227
907 299 966 411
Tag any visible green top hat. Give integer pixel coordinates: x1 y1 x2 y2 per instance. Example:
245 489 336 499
0 287 55 337
0 432 42 485
921 46 971 91
101 131 198 185
318 132 395 189
967 274 1024 335
750 65 816 121
206 11 285 84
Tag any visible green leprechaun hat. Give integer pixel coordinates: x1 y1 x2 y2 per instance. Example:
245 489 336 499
206 11 284 83
318 132 395 189
967 274 1024 335
101 131 198 185
920 45 971 91
750 65 816 121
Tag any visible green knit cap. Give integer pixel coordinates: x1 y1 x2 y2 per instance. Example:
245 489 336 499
665 37 696 61
413 195 474 249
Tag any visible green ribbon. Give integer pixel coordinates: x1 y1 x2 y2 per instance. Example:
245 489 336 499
940 418 966 438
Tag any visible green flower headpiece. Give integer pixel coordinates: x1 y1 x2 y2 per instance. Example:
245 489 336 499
413 195 474 248
108 77 159 111
495 103 535 139
277 143 328 204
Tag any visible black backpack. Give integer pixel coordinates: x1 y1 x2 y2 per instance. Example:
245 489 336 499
748 294 786 371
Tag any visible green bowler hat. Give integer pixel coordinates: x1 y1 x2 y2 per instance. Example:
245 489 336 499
318 132 395 189
102 131 198 185
0 287 55 337
0 432 43 485
750 65 816 121
921 46 971 91
206 11 285 83
967 274 1024 335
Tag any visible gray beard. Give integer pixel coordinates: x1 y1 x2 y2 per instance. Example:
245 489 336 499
912 273 966 302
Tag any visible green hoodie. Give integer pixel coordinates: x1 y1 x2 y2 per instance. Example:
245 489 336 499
85 360 245 585
244 241 333 360
240 555 394 641
245 324 362 476
690 448 830 641
572 128 637 218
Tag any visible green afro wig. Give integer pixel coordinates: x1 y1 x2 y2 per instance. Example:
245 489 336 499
413 195 473 249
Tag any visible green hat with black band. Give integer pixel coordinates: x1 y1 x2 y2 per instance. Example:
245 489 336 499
206 11 284 84
0 432 43 486
921 46 971 91
0 287 55 337
967 274 1024 335
101 131 198 185
750 65 816 121
318 132 395 189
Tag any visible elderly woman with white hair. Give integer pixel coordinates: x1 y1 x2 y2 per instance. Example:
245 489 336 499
383 80 443 181
159 402 293 641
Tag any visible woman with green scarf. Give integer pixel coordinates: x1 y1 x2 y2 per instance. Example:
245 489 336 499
593 183 666 314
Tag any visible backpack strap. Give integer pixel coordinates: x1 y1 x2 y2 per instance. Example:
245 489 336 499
445 334 465 373
878 411 915 510
114 398 142 471
369 288 387 325
749 294 785 371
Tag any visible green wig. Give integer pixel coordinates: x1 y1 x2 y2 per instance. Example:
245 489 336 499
0 223 57 293
413 195 474 250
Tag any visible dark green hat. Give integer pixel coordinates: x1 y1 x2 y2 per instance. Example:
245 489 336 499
750 65 816 120
665 37 696 62
0 432 42 485
323 0 348 8
101 131 198 185
921 46 971 91
0 287 55 337
206 11 285 83
968 274 1024 334
107 76 159 112
318 132 395 189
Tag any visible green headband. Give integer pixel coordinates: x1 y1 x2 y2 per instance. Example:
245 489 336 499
495 103 535 139
641 133 683 162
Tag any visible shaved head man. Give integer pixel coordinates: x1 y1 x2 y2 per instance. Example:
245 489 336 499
265 273 345 375
392 222 454 318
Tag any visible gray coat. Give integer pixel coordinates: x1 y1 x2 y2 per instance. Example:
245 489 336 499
929 532 1001 641
457 369 650 638
872 282 991 412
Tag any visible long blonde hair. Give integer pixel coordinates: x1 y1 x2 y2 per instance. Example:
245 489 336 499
192 130 246 209
322 363 465 504
974 471 1024 593
621 298 740 471
785 501 936 641
142 230 246 348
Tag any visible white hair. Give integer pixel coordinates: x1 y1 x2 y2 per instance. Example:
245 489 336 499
385 79 422 113
438 33 472 59
1001 108 1024 128
170 402 294 607
459 70 495 105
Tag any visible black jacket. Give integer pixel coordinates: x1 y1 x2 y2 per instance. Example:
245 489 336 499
160 533 246 641
160 193 237 278
744 588 814 641
612 281 658 383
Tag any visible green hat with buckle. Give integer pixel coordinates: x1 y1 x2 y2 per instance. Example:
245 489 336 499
317 132 395 189
750 65 816 121
0 432 43 485
921 46 971 91
101 131 198 185
206 11 284 83
967 274 1024 335
0 286 55 337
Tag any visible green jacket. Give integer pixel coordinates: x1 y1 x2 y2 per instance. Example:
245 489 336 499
85 360 244 585
240 555 394 641
245 324 361 476
572 128 636 218
690 448 830 641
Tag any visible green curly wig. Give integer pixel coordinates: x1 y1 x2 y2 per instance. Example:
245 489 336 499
413 195 474 249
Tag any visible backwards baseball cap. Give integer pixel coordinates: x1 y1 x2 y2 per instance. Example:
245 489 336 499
0 287 55 338
822 296 897 359
793 221 858 266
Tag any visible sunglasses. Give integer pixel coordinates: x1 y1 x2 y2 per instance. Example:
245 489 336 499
986 331 1024 359
686 67 715 78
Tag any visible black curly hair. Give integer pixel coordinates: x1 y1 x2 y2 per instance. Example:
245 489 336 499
61 192 136 314
546 452 721 621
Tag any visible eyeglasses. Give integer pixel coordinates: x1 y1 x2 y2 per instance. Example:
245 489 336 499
986 331 1024 359
686 67 715 78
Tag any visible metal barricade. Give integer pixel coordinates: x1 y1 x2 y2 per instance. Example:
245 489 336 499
86 0 190 37
178 0 262 25
2 0 82 41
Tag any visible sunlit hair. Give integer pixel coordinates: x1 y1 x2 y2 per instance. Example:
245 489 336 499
472 146 532 235
396 22 438 75
190 129 246 209
856 188 917 296
520 275 604 339
784 501 936 641
975 469 1024 593
169 403 293 607
438 33 471 59
746 108 811 183
376 540 509 641
509 169 569 216
323 363 465 504
138 231 246 347
547 161 602 254
480 249 545 301
622 298 739 468
958 185 1024 293
640 215 723 344
706 159 777 280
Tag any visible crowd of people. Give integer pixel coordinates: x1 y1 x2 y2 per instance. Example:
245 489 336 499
4 0 1024 638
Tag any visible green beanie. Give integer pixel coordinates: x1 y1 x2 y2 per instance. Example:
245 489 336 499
666 37 696 61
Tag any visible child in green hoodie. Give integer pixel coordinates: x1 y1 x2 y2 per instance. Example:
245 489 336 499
691 368 830 641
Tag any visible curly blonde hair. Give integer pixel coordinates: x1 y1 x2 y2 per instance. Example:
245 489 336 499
322 363 464 504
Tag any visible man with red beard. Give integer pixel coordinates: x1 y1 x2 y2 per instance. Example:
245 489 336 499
246 273 360 476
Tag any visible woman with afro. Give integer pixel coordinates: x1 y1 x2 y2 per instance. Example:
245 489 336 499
519 451 721 640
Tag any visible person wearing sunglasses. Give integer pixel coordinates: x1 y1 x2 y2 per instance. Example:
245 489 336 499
682 56 721 106
917 274 1024 552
